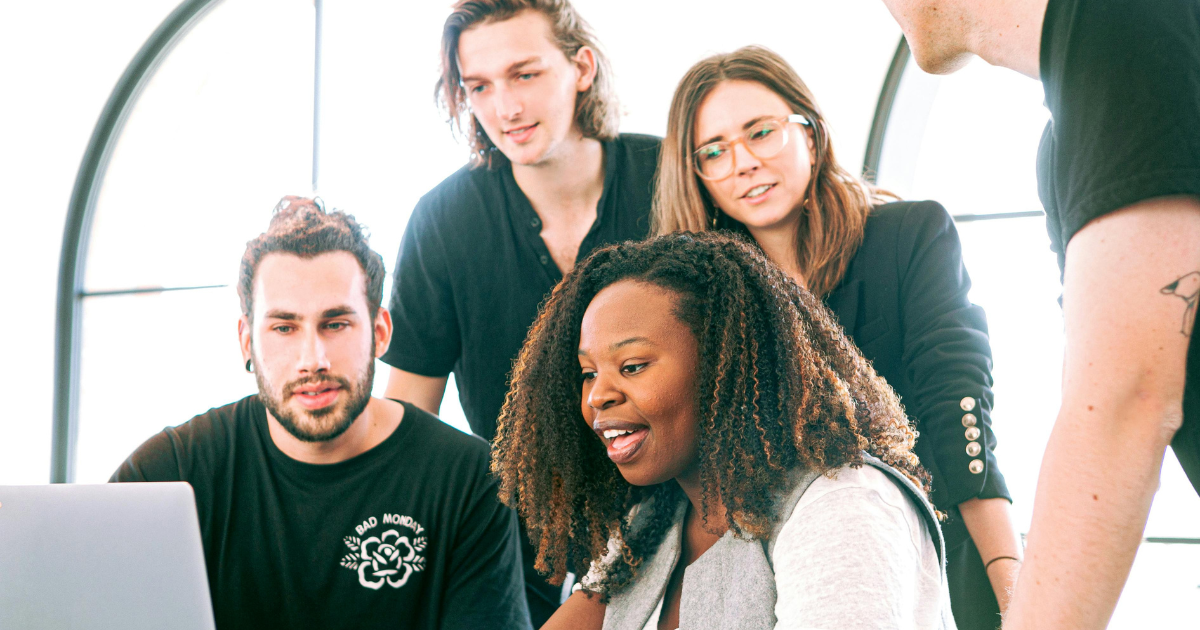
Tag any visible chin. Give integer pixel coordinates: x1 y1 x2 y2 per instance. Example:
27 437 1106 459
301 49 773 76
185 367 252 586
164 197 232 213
907 39 974 75
615 461 676 488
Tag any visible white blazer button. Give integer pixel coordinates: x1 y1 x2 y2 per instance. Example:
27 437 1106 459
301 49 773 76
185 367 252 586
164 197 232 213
969 459 984 474
962 413 977 427
960 397 976 412
965 426 981 441
966 442 982 457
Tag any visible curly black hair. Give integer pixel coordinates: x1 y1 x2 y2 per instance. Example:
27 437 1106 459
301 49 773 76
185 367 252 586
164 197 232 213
491 231 926 598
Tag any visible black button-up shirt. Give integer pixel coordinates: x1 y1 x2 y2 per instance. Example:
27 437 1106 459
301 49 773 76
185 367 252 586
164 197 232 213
382 134 661 441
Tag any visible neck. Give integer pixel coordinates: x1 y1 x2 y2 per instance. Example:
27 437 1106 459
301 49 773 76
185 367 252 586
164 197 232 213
511 133 605 215
675 468 728 533
962 0 1047 79
747 223 806 288
266 397 404 465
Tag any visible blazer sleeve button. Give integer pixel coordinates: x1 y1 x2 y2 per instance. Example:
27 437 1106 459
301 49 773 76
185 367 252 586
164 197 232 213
966 442 982 457
962 413 977 427
965 426 981 441
960 397 976 412
969 459 984 474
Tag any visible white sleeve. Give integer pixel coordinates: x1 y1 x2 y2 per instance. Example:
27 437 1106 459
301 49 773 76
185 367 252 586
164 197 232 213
770 467 945 630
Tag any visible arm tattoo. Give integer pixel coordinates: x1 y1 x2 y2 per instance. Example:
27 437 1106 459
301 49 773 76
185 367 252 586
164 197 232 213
1161 271 1200 337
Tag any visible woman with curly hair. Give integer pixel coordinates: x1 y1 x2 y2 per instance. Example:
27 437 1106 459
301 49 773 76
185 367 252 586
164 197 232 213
652 46 1020 629
492 231 956 629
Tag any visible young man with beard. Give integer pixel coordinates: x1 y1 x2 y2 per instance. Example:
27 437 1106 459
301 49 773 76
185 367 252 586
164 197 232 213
112 197 531 630
381 1 659 623
877 0 1200 627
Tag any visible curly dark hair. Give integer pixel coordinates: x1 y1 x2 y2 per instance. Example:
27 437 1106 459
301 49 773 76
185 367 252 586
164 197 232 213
237 196 385 320
491 230 927 598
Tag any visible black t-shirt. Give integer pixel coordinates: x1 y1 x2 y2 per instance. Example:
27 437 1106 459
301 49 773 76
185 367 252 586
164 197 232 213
111 397 531 630
382 133 661 441
1037 0 1200 492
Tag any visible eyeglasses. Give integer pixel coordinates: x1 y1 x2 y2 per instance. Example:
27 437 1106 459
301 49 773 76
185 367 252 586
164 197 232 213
691 114 811 181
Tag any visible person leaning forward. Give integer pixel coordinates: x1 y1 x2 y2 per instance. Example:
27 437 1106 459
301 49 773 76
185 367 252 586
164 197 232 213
381 1 659 624
112 197 531 630
877 0 1200 628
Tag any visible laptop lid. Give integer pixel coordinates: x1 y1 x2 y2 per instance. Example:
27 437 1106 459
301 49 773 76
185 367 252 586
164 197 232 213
0 482 216 630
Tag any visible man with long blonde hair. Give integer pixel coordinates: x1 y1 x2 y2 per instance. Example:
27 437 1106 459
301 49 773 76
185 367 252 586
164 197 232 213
380 0 660 623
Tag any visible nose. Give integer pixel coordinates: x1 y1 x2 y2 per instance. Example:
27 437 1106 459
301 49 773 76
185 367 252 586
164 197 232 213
585 371 626 411
494 84 524 121
733 140 761 177
297 328 331 375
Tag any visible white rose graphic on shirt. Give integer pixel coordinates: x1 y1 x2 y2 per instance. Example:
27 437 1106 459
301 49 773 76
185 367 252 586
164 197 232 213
340 520 427 590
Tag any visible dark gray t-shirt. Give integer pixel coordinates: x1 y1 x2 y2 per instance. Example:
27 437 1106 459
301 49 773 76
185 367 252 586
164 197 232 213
112 398 531 630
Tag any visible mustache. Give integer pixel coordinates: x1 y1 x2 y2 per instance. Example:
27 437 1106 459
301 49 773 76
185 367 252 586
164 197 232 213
282 373 353 398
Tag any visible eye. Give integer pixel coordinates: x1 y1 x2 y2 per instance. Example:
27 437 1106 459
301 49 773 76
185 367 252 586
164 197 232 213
580 370 597 381
621 362 648 375
518 72 537 81
325 321 348 331
273 324 295 334
697 144 726 162
469 84 486 94
749 125 775 140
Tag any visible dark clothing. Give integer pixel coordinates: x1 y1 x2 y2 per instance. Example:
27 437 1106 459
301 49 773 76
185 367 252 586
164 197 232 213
382 133 661 442
825 200 1009 630
1038 0 1200 495
381 133 661 624
111 397 531 630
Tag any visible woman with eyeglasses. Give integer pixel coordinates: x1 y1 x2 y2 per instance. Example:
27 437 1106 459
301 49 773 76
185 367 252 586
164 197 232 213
652 46 1019 630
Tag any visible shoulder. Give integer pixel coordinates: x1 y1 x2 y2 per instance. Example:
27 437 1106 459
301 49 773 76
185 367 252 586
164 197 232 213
614 132 662 154
396 402 493 473
1044 0 1200 87
409 163 504 228
612 133 662 171
112 396 255 482
784 464 932 561
868 200 953 235
796 464 920 516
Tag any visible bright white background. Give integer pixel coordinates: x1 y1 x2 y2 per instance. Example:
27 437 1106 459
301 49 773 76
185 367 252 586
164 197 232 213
1 0 1196 624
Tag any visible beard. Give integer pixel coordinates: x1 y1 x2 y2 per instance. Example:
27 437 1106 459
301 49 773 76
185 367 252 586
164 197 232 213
256 358 375 443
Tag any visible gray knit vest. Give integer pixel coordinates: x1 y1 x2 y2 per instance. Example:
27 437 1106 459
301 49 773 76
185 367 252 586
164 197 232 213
601 454 952 630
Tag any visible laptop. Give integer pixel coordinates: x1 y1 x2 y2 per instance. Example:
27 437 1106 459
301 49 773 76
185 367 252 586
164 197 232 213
0 482 216 630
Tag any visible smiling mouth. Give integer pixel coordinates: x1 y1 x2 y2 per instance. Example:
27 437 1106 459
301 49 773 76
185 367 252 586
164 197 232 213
603 428 649 465
504 123 538 139
742 183 775 199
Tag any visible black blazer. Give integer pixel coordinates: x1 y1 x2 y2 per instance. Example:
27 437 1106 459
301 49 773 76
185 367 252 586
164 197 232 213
824 200 1009 550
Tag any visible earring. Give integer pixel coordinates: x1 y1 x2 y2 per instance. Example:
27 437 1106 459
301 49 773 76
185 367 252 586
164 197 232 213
245 359 254 374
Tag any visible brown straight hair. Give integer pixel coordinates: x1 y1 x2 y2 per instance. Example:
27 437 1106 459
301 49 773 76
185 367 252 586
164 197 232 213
436 0 619 168
652 46 894 298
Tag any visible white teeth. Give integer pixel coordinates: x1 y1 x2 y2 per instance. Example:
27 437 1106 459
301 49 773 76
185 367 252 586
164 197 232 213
603 429 634 439
747 184 772 197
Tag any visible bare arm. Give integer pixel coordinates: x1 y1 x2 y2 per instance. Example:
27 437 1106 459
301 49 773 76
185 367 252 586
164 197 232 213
539 590 605 630
383 367 448 417
958 497 1022 613
1004 197 1200 629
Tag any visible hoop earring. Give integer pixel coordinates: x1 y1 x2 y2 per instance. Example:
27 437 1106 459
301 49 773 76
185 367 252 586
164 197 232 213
245 359 254 374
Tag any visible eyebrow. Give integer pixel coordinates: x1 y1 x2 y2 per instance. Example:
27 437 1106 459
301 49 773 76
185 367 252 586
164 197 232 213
696 115 777 148
577 336 654 356
264 305 358 321
461 57 543 84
